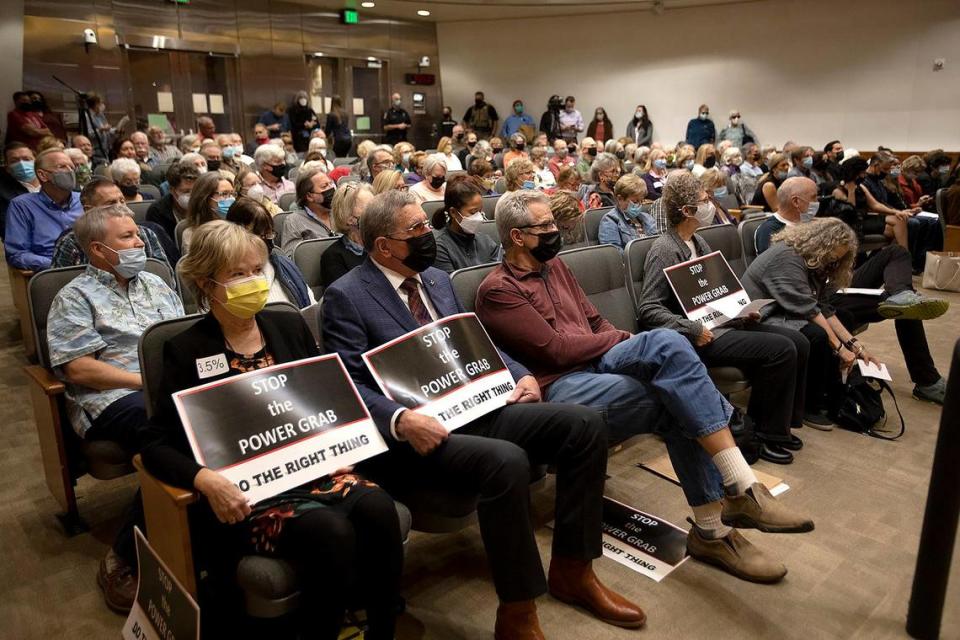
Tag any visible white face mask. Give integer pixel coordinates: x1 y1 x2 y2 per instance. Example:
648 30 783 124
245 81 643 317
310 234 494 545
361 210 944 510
175 192 191 209
691 201 715 226
456 209 484 235
800 200 819 223
246 184 265 202
298 98 308 107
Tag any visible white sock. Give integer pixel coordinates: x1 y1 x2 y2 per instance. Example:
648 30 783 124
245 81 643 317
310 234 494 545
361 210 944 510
691 503 731 539
712 447 758 495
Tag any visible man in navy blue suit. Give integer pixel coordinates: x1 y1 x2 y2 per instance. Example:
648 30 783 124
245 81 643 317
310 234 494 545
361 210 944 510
322 190 646 638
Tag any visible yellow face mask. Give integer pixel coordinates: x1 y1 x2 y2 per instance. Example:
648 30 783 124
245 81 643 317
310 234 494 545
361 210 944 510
213 275 269 319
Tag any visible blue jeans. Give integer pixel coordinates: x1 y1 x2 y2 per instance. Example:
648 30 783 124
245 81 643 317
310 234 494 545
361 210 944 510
545 329 733 507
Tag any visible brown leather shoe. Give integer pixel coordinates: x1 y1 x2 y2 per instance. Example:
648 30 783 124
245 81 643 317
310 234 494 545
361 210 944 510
97 549 137 614
687 523 787 584
494 600 545 640
547 557 646 629
722 482 815 533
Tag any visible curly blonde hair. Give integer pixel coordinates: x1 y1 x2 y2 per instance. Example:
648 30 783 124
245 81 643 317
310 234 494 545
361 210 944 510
772 218 858 288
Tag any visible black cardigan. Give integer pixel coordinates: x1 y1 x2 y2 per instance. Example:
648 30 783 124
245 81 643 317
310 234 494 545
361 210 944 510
140 309 320 490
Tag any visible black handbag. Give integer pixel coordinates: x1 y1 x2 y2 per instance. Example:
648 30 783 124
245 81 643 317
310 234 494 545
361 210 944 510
830 369 905 440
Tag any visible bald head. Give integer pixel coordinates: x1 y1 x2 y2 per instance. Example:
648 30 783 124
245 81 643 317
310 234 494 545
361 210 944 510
777 177 817 221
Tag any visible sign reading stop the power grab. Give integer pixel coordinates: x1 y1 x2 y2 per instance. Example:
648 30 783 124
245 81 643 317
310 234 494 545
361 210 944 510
173 354 387 505
362 313 516 432
663 250 772 330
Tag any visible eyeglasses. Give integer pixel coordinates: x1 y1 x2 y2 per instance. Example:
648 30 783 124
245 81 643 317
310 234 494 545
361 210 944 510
516 220 557 232
387 219 432 239
373 160 395 169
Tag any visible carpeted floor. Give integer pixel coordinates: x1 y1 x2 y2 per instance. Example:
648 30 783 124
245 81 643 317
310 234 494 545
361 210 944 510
0 271 957 640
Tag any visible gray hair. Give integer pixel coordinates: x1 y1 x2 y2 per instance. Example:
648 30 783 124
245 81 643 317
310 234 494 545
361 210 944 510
253 143 284 168
590 152 620 182
472 140 493 161
721 146 741 164
109 158 140 182
331 182 374 233
75 204 135 252
360 189 419 251
495 189 550 246
365 145 395 176
422 153 448 176
295 166 323 207
179 152 207 170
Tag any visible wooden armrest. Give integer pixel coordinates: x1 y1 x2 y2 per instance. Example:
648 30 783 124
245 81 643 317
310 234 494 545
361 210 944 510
740 205 763 211
133 454 199 595
23 365 65 395
133 455 199 506
12 268 34 278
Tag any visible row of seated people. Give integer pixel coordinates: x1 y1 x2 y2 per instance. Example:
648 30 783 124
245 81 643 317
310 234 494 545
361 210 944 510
43 186 828 638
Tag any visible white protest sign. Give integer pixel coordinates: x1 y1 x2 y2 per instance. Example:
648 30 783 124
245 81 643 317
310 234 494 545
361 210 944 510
174 354 387 505
122 527 199 640
663 250 770 329
600 497 689 582
362 313 515 432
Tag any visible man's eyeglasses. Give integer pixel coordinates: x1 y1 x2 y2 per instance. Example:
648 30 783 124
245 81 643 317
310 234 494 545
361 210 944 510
387 219 432 239
516 220 557 232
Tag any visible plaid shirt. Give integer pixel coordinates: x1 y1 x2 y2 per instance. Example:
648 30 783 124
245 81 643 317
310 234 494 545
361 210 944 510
650 198 668 234
50 226 169 270
47 266 184 436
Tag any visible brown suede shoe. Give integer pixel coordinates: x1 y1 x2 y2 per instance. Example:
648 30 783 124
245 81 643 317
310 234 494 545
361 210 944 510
547 557 646 629
722 482 815 533
495 600 545 640
97 549 137 614
687 524 787 584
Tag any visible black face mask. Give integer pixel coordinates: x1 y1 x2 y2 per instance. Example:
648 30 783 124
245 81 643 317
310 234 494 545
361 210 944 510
704 156 717 169
585 148 597 157
475 99 484 106
430 176 445 189
16 103 30 111
320 187 335 209
206 159 221 172
516 143 526 151
443 112 452 120
454 133 464 141
397 232 437 272
615 150 625 160
530 230 563 263
466 141 476 149
492 147 503 154
119 183 139 198
270 163 289 179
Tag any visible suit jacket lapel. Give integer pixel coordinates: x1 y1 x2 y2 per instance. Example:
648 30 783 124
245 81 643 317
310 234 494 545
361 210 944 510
419 268 456 318
357 259 420 332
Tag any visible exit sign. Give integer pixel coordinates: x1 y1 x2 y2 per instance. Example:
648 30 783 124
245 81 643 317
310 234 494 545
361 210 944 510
341 9 359 24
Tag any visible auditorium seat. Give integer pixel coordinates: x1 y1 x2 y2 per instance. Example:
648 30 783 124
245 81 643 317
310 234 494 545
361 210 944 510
337 175 360 186
494 177 507 194
127 200 152 224
8 265 36 362
698 223 746 277
175 219 188 250
446 170 466 181
272 211 292 247
175 259 199 314
476 219 501 245
278 192 296 211
292 236 341 298
583 207 612 245
421 199 445 219
139 184 162 200
136 301 412 612
558 244 637 334
24 259 175 534
624 237 750 395
333 157 356 167
481 194 500 220
738 213 771 267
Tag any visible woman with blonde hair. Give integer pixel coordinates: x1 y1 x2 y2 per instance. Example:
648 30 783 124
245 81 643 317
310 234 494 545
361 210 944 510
639 148 669 198
235 166 282 215
504 157 536 193
392 141 415 171
742 217 869 428
436 135 463 171
322 182 374 286
372 169 406 195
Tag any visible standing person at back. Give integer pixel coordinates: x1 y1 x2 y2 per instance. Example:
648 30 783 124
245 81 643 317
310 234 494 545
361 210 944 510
325 95 353 157
586 107 614 145
383 93 412 145
559 96 584 145
463 91 499 139
686 104 716 148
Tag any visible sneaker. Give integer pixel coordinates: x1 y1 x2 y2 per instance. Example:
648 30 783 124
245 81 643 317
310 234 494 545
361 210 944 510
97 549 137 614
722 483 815 534
913 377 946 405
803 411 835 431
878 291 949 321
686 523 787 583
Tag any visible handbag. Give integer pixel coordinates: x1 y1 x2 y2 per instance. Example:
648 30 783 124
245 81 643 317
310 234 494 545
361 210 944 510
921 251 960 292
829 369 904 440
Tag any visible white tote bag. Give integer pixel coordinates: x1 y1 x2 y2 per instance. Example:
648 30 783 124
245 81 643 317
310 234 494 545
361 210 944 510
922 252 960 292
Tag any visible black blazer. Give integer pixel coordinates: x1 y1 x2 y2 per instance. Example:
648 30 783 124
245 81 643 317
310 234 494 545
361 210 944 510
320 236 366 288
140 309 319 490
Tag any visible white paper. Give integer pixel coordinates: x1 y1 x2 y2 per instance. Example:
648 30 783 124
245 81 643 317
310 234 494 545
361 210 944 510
311 96 324 114
732 298 774 319
916 212 940 220
352 97 364 115
770 482 790 497
157 91 174 113
857 360 893 381
324 97 332 113
192 93 208 114
838 287 885 296
209 94 224 115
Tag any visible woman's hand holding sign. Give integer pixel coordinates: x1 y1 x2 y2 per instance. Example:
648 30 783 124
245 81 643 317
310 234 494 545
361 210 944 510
506 375 541 404
194 468 252 524
397 410 449 455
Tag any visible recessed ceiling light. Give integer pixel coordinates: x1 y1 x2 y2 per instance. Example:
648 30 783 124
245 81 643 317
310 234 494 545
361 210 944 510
313 51 324 57
361 1 375 7
367 56 377 61
417 9 431 16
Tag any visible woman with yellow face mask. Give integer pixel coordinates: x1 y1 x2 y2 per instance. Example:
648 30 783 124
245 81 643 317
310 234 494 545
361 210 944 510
139 220 404 639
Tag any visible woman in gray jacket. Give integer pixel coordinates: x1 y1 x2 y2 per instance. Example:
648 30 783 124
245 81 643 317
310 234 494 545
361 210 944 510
637 172 807 464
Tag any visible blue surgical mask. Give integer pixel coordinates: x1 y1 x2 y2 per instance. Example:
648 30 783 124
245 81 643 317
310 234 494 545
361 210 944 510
713 186 728 197
684 160 695 170
625 202 644 220
653 158 667 170
102 245 147 279
889 167 901 178
802 156 813 168
800 200 820 223
222 145 236 159
10 160 35 182
217 197 235 217
522 180 536 190
774 170 788 180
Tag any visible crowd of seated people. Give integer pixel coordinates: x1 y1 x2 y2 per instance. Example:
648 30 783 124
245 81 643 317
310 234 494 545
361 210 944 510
3 94 959 640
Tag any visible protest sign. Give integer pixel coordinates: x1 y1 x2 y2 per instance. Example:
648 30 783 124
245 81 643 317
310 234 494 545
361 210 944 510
362 313 515 431
663 250 771 329
122 527 199 640
600 497 689 582
174 354 387 505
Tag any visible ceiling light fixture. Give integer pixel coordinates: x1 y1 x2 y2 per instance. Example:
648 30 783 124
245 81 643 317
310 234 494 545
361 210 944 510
417 9 431 16
361 1 375 7
313 51 324 57
367 56 377 61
